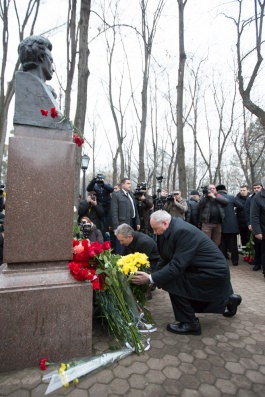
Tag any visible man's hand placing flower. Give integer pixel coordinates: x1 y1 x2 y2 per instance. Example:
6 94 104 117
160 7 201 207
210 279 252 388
131 271 150 285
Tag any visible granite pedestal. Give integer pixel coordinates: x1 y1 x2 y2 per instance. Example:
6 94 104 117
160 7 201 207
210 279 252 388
0 125 93 372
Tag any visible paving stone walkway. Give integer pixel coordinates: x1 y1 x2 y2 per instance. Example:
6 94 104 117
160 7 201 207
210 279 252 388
1 258 265 397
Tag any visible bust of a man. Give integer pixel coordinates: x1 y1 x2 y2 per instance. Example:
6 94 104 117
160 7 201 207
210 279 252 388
14 35 71 131
18 35 57 99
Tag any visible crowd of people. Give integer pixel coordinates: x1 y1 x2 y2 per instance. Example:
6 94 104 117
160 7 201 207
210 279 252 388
76 174 265 335
78 175 265 279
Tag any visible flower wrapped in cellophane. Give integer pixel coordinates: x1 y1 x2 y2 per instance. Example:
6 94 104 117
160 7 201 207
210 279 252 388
41 349 133 395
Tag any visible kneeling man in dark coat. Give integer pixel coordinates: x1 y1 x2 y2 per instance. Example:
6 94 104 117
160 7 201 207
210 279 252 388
131 210 242 335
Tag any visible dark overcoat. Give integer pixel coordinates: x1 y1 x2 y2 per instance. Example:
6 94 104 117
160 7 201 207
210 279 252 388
111 190 140 230
151 218 233 307
251 188 265 236
218 191 243 234
123 231 160 270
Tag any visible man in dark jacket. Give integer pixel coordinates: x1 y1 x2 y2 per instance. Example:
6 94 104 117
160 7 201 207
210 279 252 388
216 185 244 266
245 182 262 270
236 185 250 248
186 190 201 228
78 191 104 231
199 184 228 246
251 177 265 278
87 174 114 235
110 178 140 254
115 223 160 270
131 210 241 335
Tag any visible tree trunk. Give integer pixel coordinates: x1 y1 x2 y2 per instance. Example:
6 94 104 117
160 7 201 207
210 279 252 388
64 0 78 118
73 0 91 205
176 0 187 195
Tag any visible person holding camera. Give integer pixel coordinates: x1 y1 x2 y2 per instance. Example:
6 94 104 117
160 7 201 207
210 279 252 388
86 174 114 235
164 190 188 219
79 216 104 243
134 183 154 235
199 184 228 246
78 191 104 231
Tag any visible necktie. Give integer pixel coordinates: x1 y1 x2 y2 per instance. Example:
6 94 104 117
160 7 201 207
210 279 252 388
126 192 135 218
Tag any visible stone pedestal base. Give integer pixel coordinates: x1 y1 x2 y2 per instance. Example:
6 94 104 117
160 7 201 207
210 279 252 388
0 264 93 372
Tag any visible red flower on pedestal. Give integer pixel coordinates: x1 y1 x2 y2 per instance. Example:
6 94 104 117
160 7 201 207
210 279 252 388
73 134 84 147
243 255 249 262
50 107 58 118
40 109 49 116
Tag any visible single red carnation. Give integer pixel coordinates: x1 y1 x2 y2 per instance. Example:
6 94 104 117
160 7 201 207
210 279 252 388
39 358 48 370
40 109 48 116
243 256 249 262
73 134 84 147
50 107 58 118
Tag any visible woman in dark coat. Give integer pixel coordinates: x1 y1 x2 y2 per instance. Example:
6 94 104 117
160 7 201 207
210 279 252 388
131 210 241 335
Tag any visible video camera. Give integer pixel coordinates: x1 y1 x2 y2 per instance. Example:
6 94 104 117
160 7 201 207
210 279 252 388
135 182 147 196
95 173 105 184
166 193 175 202
79 220 92 238
201 186 210 196
87 192 96 201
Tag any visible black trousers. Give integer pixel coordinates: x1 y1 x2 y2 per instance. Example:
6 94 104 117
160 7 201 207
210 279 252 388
261 239 265 275
220 233 239 265
254 237 262 266
169 293 227 323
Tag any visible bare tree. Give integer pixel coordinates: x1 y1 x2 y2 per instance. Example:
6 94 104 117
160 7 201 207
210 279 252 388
176 0 187 195
185 58 206 189
73 0 91 204
64 0 78 118
228 0 265 127
232 113 265 186
0 0 40 175
138 0 165 183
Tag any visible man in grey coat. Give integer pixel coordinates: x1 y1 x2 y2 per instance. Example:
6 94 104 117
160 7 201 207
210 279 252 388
131 210 242 335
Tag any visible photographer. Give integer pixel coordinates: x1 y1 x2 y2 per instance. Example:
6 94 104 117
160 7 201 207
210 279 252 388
199 184 228 246
87 174 114 234
79 216 103 243
164 190 188 219
153 177 167 211
134 182 153 235
78 191 104 231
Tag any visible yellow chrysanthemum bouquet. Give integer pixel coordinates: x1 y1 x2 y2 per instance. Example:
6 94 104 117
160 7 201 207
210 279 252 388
117 252 150 307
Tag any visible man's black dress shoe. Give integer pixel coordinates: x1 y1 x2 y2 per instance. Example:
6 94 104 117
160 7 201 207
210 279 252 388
253 265 261 271
167 320 201 335
223 294 242 317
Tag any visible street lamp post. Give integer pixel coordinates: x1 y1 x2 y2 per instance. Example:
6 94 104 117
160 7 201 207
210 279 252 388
81 154 90 200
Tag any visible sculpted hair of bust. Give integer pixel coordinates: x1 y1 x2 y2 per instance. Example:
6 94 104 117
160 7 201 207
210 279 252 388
18 36 54 82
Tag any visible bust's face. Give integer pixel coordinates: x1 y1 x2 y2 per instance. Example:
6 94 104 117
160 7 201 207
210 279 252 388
41 49 54 81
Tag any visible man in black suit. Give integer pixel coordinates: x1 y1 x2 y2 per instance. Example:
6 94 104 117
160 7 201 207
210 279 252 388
251 176 265 278
115 223 160 270
131 210 242 335
110 178 140 253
